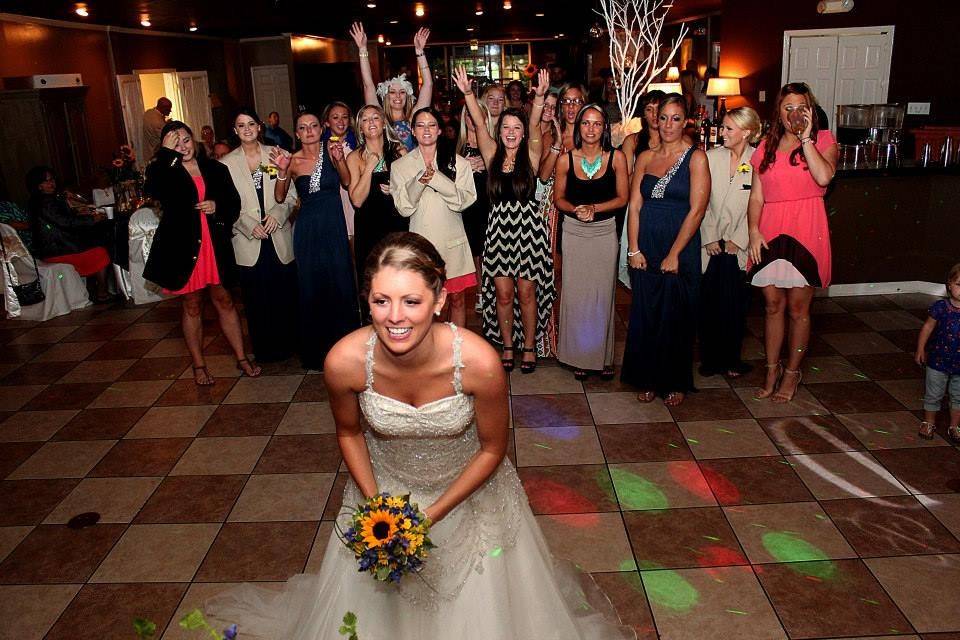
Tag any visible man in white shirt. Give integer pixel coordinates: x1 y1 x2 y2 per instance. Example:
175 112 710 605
142 97 172 160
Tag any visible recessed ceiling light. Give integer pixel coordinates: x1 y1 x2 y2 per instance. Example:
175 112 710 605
377 34 385 43
140 18 151 27
75 5 89 17
466 26 474 31
385 39 392 46
475 2 484 15
366 1 376 7
189 25 198 32
558 32 565 37
503 0 512 8
535 12 544 17
414 3 425 16
389 19 398 23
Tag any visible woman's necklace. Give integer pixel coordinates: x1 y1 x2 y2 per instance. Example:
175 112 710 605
581 153 603 179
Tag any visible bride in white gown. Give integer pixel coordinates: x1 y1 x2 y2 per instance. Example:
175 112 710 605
207 232 634 639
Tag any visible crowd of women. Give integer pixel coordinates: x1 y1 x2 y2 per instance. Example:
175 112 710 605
137 23 837 403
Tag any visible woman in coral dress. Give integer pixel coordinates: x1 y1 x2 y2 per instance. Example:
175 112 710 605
748 83 838 402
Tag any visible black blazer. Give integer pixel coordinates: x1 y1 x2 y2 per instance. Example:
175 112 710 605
143 148 241 291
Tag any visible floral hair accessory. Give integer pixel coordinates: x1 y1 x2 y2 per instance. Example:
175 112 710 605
737 162 751 174
376 74 415 102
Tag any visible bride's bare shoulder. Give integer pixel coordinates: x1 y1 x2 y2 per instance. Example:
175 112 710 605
455 326 505 387
323 327 373 388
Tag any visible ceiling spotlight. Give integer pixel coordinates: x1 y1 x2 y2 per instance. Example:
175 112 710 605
189 24 198 32
377 34 385 43
385 39 392 46
466 26 474 31
75 5 89 17
389 19 398 23
366 1 377 6
414 3 425 16
475 3 483 15
503 0 512 8
535 12 544 17
140 17 151 27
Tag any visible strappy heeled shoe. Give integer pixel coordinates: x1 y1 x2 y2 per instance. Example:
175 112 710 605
520 348 537 374
501 347 515 372
772 369 802 403
192 364 215 386
947 425 960 443
919 421 936 440
755 361 783 400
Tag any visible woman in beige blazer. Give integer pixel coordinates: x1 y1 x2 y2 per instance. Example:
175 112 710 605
390 107 477 328
220 107 299 362
699 106 761 378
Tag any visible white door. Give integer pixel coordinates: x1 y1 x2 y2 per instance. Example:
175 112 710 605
835 33 892 106
176 71 214 136
786 35 839 124
251 65 294 125
116 75 145 168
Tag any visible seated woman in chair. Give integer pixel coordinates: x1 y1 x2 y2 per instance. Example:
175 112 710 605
25 166 113 303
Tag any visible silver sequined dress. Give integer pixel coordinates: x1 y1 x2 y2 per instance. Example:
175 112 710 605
207 324 635 639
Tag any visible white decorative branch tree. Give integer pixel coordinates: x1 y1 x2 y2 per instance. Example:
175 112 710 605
597 0 688 134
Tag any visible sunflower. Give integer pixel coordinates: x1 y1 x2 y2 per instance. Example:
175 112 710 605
360 509 399 548
386 496 406 510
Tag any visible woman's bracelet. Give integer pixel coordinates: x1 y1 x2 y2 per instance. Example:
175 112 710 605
627 249 643 257
415 50 425 57
358 50 369 59
463 90 473 96
277 174 288 181
533 100 545 107
550 145 562 153
800 137 813 145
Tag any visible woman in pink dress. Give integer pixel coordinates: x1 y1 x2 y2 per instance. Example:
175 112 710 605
748 83 838 402
144 121 261 385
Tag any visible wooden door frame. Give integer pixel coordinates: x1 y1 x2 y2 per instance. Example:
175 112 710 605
781 25 895 86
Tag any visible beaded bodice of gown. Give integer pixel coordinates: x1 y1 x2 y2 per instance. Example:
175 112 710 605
350 323 525 606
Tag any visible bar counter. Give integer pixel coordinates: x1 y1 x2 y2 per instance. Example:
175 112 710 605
826 162 959 285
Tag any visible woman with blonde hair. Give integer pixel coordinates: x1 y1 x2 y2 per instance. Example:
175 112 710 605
349 22 433 151
698 106 761 378
480 84 506 137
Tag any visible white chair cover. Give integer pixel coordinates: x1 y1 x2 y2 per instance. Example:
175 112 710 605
127 207 166 305
0 223 91 321
92 188 115 207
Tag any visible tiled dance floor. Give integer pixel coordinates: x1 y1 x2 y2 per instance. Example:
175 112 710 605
1 290 959 639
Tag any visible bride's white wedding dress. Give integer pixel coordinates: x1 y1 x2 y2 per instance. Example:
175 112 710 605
207 324 635 639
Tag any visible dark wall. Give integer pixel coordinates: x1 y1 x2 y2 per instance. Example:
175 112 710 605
720 0 960 125
0 20 121 167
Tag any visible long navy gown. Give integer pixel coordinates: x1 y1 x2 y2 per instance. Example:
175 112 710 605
621 147 700 396
293 143 360 370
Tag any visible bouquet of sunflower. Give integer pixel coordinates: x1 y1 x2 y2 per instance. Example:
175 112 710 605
337 493 434 583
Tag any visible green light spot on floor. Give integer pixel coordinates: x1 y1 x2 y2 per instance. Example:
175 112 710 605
716 428 734 434
762 531 836 579
854 373 867 379
609 468 670 510
726 609 748 616
489 546 503 557
703 535 721 541
668 443 680 448
686 438 700 444
861 598 880 605
643 570 699 613
618 559 637 572
810 366 821 372
534 443 552 449
873 429 890 435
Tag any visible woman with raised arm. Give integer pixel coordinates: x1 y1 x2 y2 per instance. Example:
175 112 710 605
348 104 408 320
454 67 554 373
390 107 477 328
621 95 710 406
220 107 299 363
271 110 359 370
748 83 837 402
456 103 491 275
350 22 433 151
206 232 636 639
143 121 258 385
552 104 629 381
479 84 506 137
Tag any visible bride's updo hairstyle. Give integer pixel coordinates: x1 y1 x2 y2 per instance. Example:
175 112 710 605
363 232 446 299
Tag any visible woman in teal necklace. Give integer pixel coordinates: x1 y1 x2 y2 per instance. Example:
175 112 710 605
552 104 629 380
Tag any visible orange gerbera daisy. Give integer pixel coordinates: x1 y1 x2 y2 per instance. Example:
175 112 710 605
360 510 399 548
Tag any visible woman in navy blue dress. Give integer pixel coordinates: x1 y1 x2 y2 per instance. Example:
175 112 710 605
272 111 359 370
621 95 710 406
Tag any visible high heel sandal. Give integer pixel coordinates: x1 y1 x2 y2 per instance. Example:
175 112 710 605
520 348 537 374
947 425 960 443
919 421 936 440
637 390 656 403
192 365 215 387
772 369 802 403
573 369 588 381
754 361 783 400
237 358 262 378
599 367 616 381
501 347 515 372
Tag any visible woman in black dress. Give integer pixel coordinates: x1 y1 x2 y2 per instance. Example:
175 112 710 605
456 104 490 276
144 121 259 385
220 107 299 363
347 104 408 320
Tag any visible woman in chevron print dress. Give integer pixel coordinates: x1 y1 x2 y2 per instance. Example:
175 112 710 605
453 66 554 373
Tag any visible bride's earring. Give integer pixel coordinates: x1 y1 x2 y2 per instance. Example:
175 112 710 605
434 310 441 317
